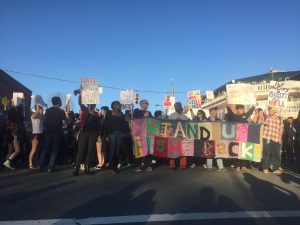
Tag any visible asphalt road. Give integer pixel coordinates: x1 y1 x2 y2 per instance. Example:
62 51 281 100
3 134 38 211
0 165 299 225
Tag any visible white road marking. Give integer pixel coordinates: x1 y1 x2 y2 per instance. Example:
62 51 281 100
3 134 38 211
1 210 300 225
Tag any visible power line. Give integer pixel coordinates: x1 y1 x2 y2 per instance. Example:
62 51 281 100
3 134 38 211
2 68 187 94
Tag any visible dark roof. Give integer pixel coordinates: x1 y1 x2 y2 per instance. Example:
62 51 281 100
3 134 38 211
214 70 300 94
0 69 32 94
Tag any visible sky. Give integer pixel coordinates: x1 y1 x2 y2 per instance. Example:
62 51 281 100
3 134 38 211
1 0 300 112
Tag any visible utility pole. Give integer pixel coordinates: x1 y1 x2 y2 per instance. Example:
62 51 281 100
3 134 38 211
270 67 274 81
171 79 174 97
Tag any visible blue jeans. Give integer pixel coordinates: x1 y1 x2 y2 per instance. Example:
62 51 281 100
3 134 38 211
108 131 122 169
38 133 62 169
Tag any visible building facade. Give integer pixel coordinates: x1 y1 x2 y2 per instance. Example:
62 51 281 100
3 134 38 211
0 70 32 120
201 70 300 119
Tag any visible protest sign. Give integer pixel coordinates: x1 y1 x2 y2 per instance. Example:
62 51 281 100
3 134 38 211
80 77 99 104
280 101 300 118
226 84 256 105
132 118 263 162
187 90 201 109
66 94 72 112
12 92 24 106
120 89 134 110
31 95 48 108
120 89 134 105
163 95 172 109
268 80 289 108
206 90 215 100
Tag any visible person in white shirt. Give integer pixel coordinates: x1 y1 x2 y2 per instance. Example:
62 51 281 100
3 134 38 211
29 102 44 170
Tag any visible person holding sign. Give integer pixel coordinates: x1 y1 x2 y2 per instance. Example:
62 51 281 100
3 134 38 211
262 107 284 174
251 108 265 170
133 99 153 172
226 104 255 171
252 108 265 124
168 102 189 170
73 94 101 176
189 109 207 168
206 107 224 171
28 101 44 170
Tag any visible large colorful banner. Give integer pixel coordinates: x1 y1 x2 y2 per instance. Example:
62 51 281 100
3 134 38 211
226 84 256 105
132 118 263 162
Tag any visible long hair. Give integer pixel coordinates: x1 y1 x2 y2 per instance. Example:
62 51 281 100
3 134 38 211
197 109 207 120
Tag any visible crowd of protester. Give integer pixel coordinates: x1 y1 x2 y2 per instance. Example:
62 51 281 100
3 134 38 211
1 94 300 176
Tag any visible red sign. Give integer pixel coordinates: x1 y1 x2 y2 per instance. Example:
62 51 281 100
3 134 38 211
164 101 171 107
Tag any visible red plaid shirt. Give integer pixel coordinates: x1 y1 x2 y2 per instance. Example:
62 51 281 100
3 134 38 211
263 115 284 143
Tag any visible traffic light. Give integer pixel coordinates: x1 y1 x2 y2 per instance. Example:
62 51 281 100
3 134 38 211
134 93 139 104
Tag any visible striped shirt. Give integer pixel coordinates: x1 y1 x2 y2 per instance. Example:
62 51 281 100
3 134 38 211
263 116 284 143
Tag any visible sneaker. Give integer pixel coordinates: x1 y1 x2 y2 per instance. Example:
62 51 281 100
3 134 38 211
117 163 122 169
241 167 249 172
146 166 153 172
151 160 157 164
95 165 102 170
263 169 269 174
29 165 39 170
230 164 235 168
134 166 143 172
273 169 282 175
3 160 15 170
203 164 207 169
190 163 196 168
80 164 85 171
